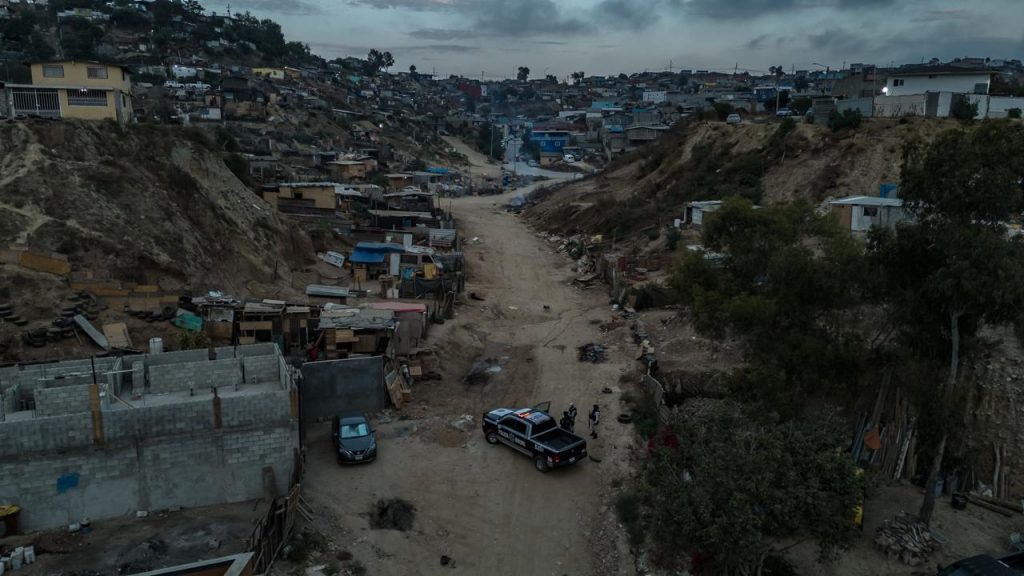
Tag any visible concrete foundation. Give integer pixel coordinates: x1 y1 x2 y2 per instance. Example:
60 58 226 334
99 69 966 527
0 344 299 531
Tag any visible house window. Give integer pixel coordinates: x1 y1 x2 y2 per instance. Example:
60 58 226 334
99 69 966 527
893 79 905 87
67 89 108 106
862 207 878 217
87 66 108 79
42 65 64 78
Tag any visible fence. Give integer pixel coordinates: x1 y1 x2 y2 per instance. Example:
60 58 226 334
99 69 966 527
642 373 672 424
247 448 305 574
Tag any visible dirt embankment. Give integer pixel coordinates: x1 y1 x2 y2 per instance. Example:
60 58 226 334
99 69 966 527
0 119 312 294
527 116 963 237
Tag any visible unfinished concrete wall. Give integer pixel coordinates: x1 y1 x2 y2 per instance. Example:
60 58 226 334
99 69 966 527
148 358 243 394
0 344 298 532
34 384 93 417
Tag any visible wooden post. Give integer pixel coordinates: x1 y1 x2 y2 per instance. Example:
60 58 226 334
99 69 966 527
89 382 104 446
212 387 222 429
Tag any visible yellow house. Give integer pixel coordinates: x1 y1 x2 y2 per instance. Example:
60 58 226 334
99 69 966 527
2 61 133 123
252 67 285 80
262 182 341 215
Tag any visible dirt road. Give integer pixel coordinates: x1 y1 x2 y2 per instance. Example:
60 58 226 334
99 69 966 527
300 185 636 576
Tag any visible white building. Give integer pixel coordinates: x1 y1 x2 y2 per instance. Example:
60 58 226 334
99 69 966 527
642 90 667 103
829 196 907 233
883 66 992 97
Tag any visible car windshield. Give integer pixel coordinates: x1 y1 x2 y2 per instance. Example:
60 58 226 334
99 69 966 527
340 423 370 439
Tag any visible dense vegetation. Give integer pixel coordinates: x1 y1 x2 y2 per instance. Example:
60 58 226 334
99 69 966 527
622 120 1024 574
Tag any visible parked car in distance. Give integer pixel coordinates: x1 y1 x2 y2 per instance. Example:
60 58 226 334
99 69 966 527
726 113 742 124
776 108 792 117
163 81 184 89
332 414 377 464
563 154 576 163
527 159 539 167
482 405 587 472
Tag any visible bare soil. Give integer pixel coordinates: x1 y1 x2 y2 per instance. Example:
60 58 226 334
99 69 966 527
4 501 261 575
289 183 638 576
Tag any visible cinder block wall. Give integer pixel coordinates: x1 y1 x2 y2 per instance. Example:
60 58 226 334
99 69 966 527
148 358 243 394
34 384 93 417
0 386 297 530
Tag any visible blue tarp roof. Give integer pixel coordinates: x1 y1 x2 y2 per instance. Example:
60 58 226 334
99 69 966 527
349 249 387 264
426 167 449 174
356 242 405 253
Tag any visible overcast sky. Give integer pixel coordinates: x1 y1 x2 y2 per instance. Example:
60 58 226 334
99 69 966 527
204 0 1024 78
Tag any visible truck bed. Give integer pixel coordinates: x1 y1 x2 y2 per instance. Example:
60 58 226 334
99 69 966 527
535 427 585 451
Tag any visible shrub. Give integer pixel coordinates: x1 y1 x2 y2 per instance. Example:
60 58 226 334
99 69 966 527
615 491 645 548
713 101 735 120
1007 107 1021 119
666 226 681 251
950 96 978 122
827 109 863 132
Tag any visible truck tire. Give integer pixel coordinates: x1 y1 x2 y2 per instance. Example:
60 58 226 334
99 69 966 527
533 455 549 473
485 430 499 445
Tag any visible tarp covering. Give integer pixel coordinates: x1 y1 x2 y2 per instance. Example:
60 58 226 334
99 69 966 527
349 249 386 264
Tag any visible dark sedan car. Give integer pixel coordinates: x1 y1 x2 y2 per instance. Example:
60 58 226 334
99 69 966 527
332 415 377 464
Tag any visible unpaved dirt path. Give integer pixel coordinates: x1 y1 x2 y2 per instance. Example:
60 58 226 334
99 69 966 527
301 183 636 576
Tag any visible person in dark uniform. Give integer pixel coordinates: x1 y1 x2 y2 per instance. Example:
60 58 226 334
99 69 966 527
560 411 573 431
588 404 601 439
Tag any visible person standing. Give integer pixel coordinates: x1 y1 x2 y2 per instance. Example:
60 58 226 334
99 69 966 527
567 403 578 431
589 404 601 439
560 411 573 432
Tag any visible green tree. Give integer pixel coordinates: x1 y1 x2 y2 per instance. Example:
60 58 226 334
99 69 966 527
790 96 812 115
950 95 979 122
671 199 867 414
712 101 734 120
571 71 584 85
110 7 150 30
642 408 861 574
516 66 529 81
409 64 417 76
25 31 55 60
61 17 105 59
869 121 1024 525
827 109 862 132
545 74 557 83
0 10 39 42
474 122 503 161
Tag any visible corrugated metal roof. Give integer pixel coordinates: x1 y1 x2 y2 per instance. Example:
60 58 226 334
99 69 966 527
829 196 904 207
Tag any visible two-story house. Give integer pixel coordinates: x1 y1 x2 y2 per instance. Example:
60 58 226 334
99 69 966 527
883 65 993 97
1 61 133 123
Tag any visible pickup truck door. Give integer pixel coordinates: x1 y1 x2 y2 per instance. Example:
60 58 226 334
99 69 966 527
497 417 533 455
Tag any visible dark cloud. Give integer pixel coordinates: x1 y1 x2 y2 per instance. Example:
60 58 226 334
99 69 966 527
309 40 480 56
682 0 895 19
229 0 323 15
745 34 768 50
408 28 484 40
909 9 971 23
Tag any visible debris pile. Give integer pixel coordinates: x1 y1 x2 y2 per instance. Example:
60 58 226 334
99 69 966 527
369 498 416 531
874 512 938 567
578 343 607 363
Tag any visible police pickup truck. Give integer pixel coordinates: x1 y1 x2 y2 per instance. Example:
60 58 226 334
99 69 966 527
482 406 588 472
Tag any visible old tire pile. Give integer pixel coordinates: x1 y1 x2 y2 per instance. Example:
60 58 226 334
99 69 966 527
1 303 28 327
22 328 48 348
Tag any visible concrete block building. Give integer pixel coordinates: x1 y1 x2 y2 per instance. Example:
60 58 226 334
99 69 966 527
0 343 299 531
0 61 134 123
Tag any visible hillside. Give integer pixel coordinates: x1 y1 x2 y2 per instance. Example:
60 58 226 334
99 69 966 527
0 119 311 294
527 116 964 236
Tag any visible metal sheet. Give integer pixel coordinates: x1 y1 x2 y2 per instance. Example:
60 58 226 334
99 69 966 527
300 356 387 420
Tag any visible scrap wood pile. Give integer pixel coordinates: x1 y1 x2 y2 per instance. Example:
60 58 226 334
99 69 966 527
874 512 938 566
